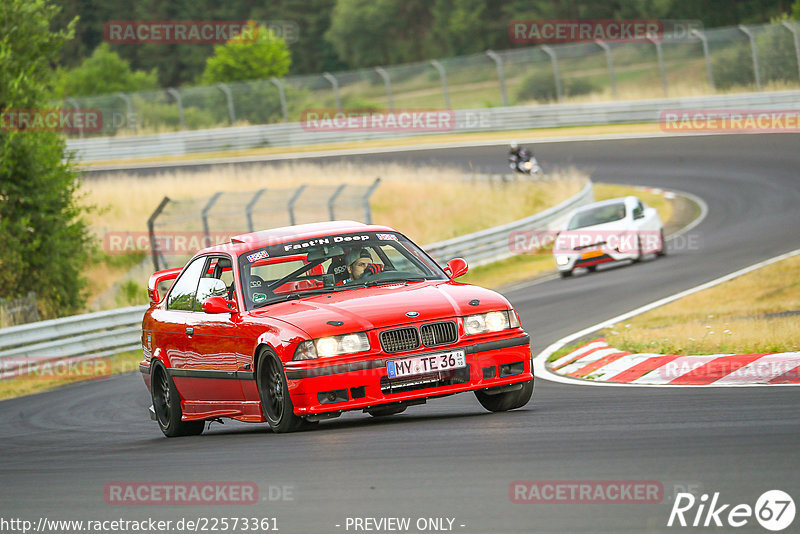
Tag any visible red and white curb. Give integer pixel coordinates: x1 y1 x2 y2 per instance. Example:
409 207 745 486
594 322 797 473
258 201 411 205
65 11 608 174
547 338 800 385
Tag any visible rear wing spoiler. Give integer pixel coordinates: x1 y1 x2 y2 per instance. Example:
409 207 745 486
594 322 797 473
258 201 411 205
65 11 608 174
148 267 182 305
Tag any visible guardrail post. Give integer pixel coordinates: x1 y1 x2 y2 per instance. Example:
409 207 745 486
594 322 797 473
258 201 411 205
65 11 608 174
782 21 800 82
216 83 236 125
594 40 617 99
323 72 342 111
288 185 306 226
65 97 83 138
430 60 451 109
328 184 347 221
374 67 394 111
271 78 289 122
363 178 382 224
485 50 509 107
147 196 171 271
691 29 715 92
116 92 136 133
738 25 762 90
166 88 186 130
246 188 267 232
540 45 563 102
201 192 223 246
648 36 668 97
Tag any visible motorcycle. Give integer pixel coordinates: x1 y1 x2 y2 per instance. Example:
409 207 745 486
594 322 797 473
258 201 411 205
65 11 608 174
508 149 543 175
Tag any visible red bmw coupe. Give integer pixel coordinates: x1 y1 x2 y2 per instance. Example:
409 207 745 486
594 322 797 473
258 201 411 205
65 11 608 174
140 221 533 436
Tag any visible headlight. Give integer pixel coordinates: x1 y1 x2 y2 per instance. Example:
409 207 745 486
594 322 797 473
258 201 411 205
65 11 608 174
556 255 570 266
293 332 370 360
463 310 519 335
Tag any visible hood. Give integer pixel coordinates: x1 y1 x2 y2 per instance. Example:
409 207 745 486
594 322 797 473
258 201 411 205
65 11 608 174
249 280 510 338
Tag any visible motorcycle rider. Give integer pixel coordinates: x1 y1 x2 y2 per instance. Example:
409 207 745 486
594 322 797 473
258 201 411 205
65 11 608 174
508 142 542 175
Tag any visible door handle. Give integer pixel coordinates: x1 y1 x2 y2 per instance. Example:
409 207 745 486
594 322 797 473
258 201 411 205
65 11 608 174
185 327 194 335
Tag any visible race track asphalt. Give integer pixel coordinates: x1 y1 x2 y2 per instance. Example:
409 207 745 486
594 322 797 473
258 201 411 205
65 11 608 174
2 133 799 533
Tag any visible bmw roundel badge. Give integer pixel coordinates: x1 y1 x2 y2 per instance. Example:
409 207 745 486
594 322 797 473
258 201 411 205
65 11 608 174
405 311 420 317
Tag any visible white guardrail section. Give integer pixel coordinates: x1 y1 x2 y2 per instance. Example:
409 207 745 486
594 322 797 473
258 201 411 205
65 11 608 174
0 182 593 365
67 90 800 162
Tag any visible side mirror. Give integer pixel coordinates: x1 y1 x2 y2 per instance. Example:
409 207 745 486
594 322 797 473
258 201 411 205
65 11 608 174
444 258 469 279
202 296 239 314
147 267 182 305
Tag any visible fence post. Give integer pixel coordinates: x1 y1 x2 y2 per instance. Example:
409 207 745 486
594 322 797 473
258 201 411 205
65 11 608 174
216 83 236 125
66 97 83 138
782 21 800 82
648 36 668 97
246 188 267 232
692 29 715 91
328 184 347 220
322 72 341 111
116 92 136 133
363 178 382 224
430 60 451 109
147 196 171 272
166 88 186 130
738 25 762 90
485 50 508 107
288 185 306 226
270 78 289 122
374 67 394 111
201 192 223 246
594 40 617 99
540 45 563 102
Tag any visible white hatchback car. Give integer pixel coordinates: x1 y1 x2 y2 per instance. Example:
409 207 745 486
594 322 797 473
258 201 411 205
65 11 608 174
554 196 665 278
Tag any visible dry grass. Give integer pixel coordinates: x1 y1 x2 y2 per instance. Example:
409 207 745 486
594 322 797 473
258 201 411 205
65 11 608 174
606 254 800 354
80 162 587 245
0 351 144 401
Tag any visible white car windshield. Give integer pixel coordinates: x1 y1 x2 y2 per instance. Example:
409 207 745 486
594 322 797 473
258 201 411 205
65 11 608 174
568 203 627 230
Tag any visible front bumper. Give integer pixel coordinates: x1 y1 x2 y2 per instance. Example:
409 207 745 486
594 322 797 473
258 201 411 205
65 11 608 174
555 249 634 272
285 335 532 415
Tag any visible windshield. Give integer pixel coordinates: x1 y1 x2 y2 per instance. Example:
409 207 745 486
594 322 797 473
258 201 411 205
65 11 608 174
237 231 447 309
567 202 627 230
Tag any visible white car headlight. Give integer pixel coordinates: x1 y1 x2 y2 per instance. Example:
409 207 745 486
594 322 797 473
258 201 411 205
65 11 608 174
464 310 519 335
556 255 570 266
293 332 371 360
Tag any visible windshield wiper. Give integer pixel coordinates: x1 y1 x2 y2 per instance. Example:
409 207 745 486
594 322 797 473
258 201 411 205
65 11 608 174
363 276 427 287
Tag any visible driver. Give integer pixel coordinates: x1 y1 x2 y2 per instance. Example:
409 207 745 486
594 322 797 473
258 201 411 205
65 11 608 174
508 141 531 163
338 248 384 285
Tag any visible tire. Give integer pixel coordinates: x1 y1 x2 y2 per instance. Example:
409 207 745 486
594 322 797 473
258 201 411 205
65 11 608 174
367 405 407 417
151 363 205 438
587 265 597 272
475 379 534 412
559 270 572 278
656 229 667 257
632 235 644 263
256 349 307 433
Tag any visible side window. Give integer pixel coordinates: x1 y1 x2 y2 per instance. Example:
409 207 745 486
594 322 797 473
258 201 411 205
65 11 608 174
167 257 207 311
633 201 644 219
194 257 234 311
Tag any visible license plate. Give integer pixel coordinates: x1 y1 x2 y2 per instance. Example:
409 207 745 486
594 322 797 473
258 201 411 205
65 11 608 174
581 250 603 259
387 350 466 379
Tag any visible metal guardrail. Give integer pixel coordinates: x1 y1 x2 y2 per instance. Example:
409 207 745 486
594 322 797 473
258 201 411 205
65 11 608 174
67 90 800 162
0 182 592 366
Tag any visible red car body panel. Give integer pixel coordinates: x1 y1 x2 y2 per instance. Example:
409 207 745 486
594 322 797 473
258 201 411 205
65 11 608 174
140 221 533 425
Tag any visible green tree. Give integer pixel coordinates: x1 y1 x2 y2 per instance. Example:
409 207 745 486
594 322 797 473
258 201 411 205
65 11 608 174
200 25 291 84
0 0 92 318
54 42 159 98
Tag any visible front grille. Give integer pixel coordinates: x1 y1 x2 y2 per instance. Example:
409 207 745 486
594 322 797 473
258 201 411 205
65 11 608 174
380 327 420 353
420 321 458 347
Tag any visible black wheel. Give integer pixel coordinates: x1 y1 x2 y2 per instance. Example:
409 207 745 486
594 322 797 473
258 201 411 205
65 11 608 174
656 229 667 257
587 265 597 272
151 363 204 437
367 405 407 417
559 270 572 278
475 379 534 412
256 349 307 433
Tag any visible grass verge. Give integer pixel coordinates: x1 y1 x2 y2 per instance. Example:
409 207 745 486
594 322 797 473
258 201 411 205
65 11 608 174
0 351 144 401
604 254 800 355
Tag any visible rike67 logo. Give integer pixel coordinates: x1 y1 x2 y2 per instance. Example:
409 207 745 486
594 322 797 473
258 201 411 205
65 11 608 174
668 490 795 531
